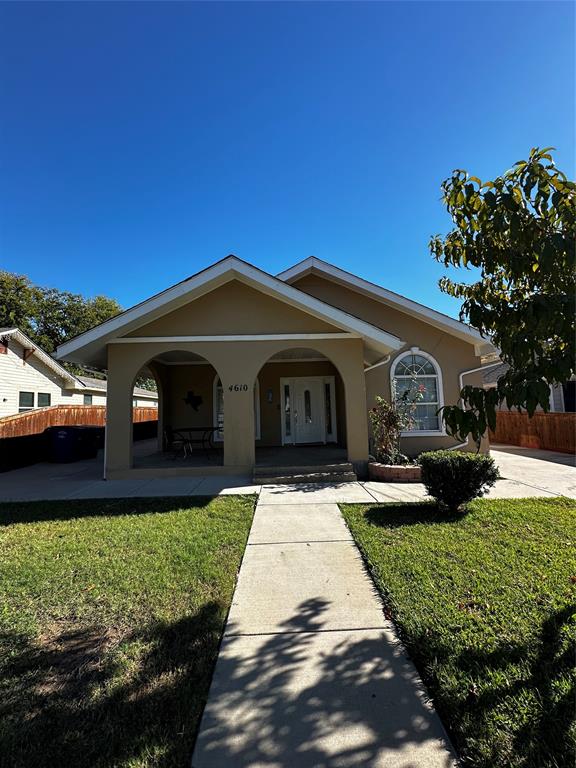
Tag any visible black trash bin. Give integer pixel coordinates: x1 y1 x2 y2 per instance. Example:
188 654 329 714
44 426 100 463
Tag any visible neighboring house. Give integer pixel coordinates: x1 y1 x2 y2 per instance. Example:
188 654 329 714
56 255 496 479
0 328 158 419
76 375 159 409
483 362 575 413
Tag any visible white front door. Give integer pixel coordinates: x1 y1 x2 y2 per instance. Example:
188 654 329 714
293 378 325 444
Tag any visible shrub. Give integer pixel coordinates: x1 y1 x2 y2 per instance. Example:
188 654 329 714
418 450 500 512
369 383 423 464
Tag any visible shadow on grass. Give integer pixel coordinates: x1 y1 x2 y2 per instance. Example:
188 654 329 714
404 603 576 768
0 495 221 526
0 602 226 768
364 502 465 528
1 596 457 768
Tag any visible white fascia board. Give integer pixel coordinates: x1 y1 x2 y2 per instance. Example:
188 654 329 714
56 256 404 362
112 333 359 343
278 257 495 352
4 328 82 386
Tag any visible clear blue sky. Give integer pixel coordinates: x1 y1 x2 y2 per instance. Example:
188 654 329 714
0 1 574 318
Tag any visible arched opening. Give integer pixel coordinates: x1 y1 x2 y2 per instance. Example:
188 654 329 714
253 347 347 469
130 350 224 469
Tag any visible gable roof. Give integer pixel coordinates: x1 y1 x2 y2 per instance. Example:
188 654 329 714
482 362 508 386
78 375 157 399
277 257 495 355
56 256 405 365
0 328 81 387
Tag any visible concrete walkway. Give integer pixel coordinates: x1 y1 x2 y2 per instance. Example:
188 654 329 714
1 443 574 502
192 494 457 768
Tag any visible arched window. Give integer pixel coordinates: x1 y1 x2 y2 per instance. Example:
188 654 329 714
391 350 443 434
213 376 261 441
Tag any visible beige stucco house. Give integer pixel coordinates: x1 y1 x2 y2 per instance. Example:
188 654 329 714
56 256 495 480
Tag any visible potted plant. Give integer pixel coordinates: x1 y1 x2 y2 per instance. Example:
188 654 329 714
368 382 423 482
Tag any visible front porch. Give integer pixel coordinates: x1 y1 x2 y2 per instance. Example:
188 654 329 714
105 338 373 479
105 340 383 480
131 439 353 481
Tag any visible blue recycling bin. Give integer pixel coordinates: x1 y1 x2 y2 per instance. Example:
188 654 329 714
45 426 99 463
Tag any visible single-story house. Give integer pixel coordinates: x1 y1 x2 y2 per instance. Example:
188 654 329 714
0 327 158 419
483 362 575 413
56 255 496 479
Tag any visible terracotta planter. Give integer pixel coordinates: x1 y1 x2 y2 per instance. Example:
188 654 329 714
368 462 422 483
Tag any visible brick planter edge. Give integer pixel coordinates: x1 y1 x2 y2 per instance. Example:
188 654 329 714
368 462 422 483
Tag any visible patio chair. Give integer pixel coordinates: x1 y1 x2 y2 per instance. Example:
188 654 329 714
163 426 189 459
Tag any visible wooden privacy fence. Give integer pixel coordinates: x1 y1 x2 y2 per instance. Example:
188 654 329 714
0 405 158 439
489 411 576 454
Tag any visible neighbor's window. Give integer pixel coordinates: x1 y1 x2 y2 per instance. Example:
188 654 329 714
37 393 51 407
392 352 442 432
18 391 34 412
84 394 93 405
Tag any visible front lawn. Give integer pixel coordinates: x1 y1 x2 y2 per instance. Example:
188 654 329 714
0 495 255 768
341 497 576 768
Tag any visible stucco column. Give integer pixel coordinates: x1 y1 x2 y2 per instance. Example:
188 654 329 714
221 382 256 468
105 345 134 477
341 356 370 469
204 345 259 469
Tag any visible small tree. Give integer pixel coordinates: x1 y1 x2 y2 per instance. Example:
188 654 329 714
369 380 422 464
430 147 576 443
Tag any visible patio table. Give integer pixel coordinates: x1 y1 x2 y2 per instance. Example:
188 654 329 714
172 426 218 458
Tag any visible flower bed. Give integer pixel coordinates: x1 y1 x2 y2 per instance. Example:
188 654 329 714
368 462 422 483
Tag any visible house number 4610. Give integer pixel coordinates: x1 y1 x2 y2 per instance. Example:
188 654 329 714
228 384 249 392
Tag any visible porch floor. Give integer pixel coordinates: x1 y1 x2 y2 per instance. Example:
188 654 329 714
132 440 348 470
133 439 223 469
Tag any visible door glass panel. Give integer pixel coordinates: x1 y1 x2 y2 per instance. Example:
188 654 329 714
284 384 291 436
325 383 332 435
304 389 312 422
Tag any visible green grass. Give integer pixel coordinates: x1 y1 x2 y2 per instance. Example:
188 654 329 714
341 497 576 768
0 495 256 768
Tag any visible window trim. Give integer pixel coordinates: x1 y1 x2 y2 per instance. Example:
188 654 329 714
18 391 35 412
84 393 93 406
37 392 51 408
390 349 445 436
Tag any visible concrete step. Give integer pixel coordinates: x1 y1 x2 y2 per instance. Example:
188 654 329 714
255 462 354 476
254 467 357 485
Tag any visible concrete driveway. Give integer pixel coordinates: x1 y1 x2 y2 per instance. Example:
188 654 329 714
489 444 576 499
0 450 260 501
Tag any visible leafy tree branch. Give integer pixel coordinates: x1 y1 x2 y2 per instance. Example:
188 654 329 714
430 147 576 443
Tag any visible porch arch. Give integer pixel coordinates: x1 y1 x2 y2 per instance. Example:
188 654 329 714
105 343 224 476
253 347 346 449
246 338 369 470
105 336 369 475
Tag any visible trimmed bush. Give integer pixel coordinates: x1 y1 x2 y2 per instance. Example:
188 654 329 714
418 450 500 512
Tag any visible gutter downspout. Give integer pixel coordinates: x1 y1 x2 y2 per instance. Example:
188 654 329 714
448 361 502 450
364 354 390 373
